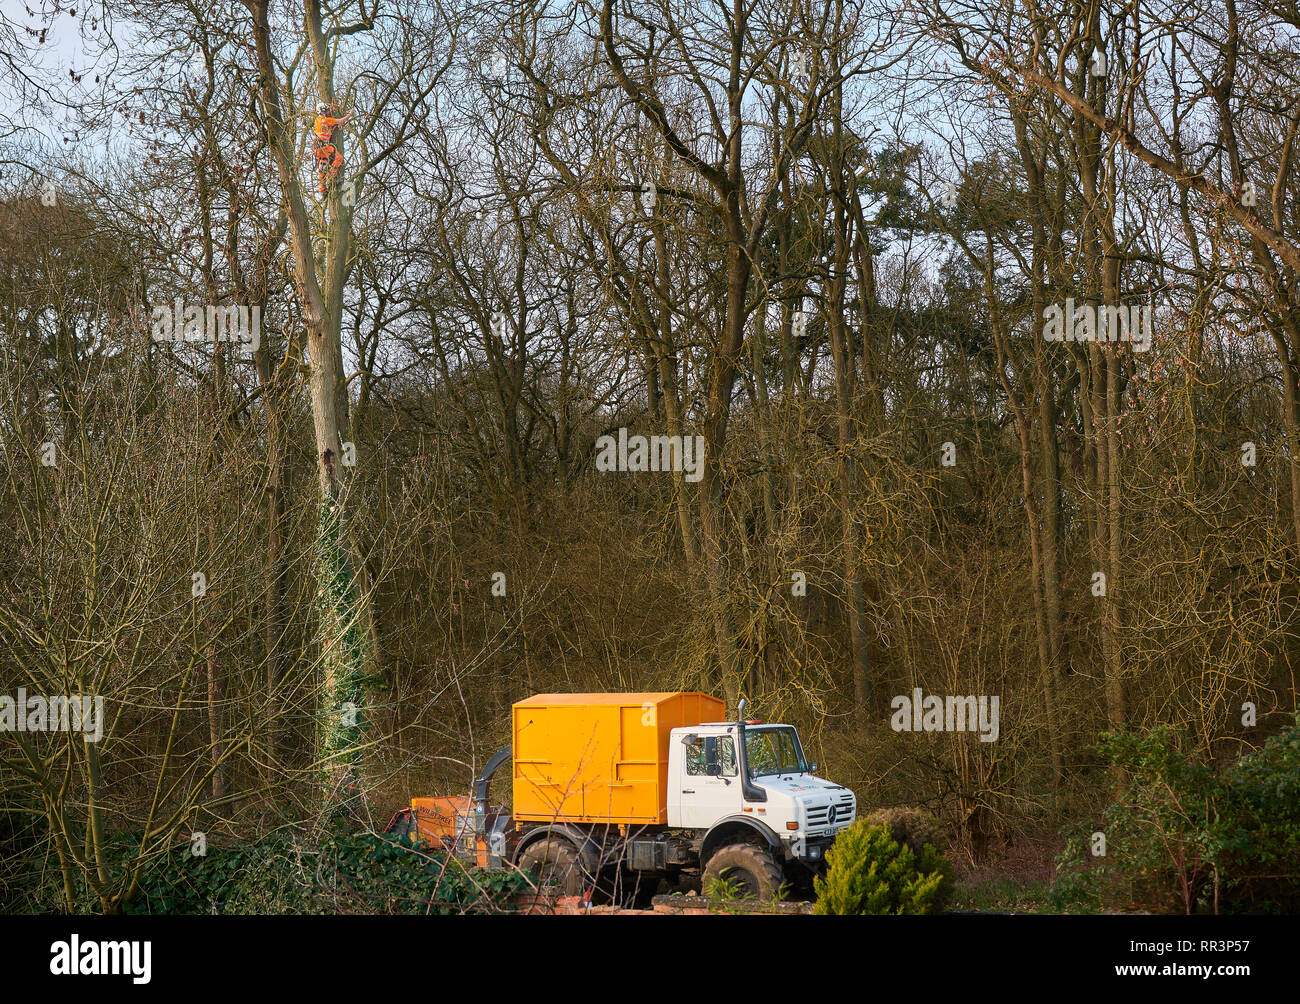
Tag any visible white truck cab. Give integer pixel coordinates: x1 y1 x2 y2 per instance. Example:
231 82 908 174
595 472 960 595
666 709 856 868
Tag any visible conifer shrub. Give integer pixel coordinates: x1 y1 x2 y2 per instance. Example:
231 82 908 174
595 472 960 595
813 819 953 915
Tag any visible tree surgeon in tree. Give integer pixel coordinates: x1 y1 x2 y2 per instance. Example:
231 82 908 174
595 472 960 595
312 102 352 195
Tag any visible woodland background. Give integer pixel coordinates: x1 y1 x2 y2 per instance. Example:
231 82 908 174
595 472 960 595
1 0 1298 912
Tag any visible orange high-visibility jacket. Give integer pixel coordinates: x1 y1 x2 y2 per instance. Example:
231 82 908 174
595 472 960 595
313 114 344 144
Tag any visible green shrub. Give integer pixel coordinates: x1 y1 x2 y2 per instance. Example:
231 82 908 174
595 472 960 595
1218 719 1300 911
813 819 953 915
8 825 526 915
121 829 526 915
1050 718 1300 914
862 807 948 856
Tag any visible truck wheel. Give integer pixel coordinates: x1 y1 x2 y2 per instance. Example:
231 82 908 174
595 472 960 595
703 843 785 900
518 838 586 897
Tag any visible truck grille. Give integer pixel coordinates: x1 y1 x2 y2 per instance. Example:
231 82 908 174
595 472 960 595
806 792 856 831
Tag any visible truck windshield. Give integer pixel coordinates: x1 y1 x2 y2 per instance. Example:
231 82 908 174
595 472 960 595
743 726 805 776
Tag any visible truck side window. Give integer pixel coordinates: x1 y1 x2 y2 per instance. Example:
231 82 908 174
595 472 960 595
715 737 737 776
686 737 737 777
685 739 707 775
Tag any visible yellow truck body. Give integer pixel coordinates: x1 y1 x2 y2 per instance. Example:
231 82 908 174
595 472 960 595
512 692 726 824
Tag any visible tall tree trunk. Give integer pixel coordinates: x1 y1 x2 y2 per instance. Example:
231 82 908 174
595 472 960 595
829 203 871 711
247 0 367 815
699 236 747 705
653 217 699 569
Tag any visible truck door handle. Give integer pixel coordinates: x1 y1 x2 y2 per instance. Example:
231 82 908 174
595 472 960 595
681 789 695 794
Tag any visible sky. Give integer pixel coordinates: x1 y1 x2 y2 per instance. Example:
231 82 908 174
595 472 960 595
1 0 135 152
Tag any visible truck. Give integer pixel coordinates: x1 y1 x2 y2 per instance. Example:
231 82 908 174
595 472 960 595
393 692 857 901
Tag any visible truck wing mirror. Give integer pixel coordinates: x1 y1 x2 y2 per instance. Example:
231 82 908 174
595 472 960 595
682 734 697 746
808 761 818 772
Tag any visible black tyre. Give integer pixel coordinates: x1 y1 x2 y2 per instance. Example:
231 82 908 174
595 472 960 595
518 837 586 897
702 842 786 900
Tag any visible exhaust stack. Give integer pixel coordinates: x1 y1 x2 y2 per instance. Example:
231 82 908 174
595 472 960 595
735 697 766 802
